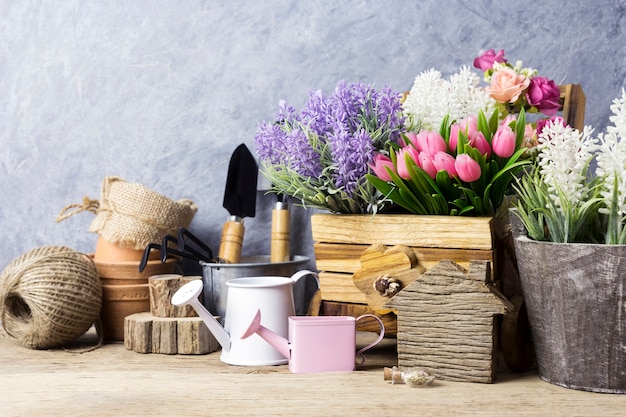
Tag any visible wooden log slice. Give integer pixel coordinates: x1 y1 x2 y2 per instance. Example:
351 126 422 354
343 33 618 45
149 275 201 318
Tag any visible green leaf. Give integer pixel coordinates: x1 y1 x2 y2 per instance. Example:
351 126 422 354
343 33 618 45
514 108 526 148
477 110 491 141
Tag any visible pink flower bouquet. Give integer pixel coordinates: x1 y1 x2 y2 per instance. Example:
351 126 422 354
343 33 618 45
476 49 561 117
367 108 531 216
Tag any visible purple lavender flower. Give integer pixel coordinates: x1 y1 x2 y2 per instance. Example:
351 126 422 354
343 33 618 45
330 127 374 196
254 80 406 213
288 128 322 178
302 89 331 136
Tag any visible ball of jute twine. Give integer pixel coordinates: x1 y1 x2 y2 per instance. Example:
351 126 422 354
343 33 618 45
0 246 102 349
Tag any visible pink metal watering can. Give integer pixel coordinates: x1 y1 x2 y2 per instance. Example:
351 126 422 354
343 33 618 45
241 309 385 373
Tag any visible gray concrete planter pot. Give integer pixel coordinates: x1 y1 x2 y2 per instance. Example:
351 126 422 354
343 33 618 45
510 209 626 394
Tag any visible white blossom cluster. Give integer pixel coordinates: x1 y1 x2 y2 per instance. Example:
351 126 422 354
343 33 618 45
536 121 597 209
402 66 495 130
487 60 538 82
596 89 626 217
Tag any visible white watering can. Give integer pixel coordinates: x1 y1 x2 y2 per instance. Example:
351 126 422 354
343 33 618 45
241 309 385 373
171 269 318 366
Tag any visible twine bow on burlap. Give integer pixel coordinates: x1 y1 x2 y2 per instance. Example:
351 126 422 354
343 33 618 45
56 196 100 222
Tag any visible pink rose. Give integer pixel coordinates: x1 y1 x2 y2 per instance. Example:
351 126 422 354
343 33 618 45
396 146 420 179
487 67 530 103
473 49 507 72
432 152 457 178
526 76 561 115
409 130 447 156
491 125 516 158
369 153 395 181
455 154 482 183
536 116 566 135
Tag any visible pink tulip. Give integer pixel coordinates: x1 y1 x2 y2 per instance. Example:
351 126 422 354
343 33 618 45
449 124 461 151
473 49 507 71
455 154 482 182
433 152 457 178
500 114 517 128
491 125 517 158
369 153 395 181
418 152 438 179
468 131 492 157
403 131 418 146
523 123 537 149
409 130 447 156
449 115 478 151
396 146 420 179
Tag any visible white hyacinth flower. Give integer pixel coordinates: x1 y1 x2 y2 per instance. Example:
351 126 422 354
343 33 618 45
596 89 626 219
403 66 495 130
536 121 597 211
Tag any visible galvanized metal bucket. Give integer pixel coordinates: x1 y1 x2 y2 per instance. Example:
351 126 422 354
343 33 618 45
511 209 626 394
200 256 311 322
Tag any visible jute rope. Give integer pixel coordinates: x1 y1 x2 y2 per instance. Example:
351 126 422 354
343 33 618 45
57 176 198 250
0 246 102 350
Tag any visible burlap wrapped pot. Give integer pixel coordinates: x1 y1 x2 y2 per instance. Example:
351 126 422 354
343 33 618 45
88 176 198 250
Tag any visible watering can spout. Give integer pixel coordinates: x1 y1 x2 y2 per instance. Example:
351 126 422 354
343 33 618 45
171 280 232 352
241 309 290 359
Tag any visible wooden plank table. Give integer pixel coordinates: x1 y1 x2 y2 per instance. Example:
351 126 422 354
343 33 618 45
1 327 624 416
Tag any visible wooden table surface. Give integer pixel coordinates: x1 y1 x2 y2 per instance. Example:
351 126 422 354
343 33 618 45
1 327 624 417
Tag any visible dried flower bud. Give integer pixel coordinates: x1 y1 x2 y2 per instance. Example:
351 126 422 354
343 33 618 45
373 275 401 297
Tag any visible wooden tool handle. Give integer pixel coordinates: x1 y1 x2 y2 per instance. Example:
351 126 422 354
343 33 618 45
270 207 290 263
218 220 244 263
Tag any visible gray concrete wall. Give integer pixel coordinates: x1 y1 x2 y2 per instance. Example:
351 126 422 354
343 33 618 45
1 0 624 272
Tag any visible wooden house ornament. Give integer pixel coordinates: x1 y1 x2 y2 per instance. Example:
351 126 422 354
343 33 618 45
383 258 513 384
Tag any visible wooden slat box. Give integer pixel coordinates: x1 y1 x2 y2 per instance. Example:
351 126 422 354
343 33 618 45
311 214 507 333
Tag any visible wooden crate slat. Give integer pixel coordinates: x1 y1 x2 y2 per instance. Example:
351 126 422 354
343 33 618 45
314 242 493 274
559 84 586 132
311 214 494 249
319 271 367 304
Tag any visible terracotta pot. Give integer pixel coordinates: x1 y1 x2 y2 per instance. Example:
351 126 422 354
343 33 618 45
94 256 178 285
101 283 150 341
93 236 159 263
95 257 178 342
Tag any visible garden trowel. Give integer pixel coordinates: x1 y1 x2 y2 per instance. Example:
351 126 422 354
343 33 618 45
218 143 258 263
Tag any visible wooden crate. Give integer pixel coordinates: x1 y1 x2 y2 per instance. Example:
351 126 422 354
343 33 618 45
559 84 586 132
310 214 508 332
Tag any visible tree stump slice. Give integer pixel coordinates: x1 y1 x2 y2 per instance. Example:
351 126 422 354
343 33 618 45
149 275 200 318
151 317 178 354
177 318 218 354
124 312 153 353
124 313 218 355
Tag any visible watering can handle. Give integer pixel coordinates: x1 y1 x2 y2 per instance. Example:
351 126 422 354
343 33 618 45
354 314 385 365
290 269 320 289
